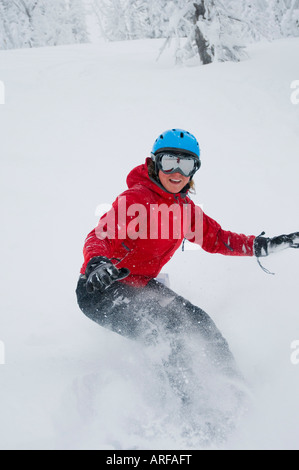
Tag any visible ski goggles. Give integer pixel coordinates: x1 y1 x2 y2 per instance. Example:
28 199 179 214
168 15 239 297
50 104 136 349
154 152 201 177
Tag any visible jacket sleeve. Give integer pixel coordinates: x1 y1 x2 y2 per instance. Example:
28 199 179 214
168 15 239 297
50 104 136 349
202 212 256 256
186 203 256 256
80 192 141 274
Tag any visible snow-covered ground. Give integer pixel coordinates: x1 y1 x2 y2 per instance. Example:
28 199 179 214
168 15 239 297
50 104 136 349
0 37 299 450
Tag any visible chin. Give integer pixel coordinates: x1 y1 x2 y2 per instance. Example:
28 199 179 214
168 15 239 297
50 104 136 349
168 185 184 193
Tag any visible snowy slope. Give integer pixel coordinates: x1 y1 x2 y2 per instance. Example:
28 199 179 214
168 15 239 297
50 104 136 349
0 38 299 450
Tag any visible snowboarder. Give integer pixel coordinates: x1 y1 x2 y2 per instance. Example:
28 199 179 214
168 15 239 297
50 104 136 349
76 128 299 390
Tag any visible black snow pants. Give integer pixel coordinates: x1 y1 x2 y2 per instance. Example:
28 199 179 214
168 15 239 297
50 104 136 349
76 275 239 394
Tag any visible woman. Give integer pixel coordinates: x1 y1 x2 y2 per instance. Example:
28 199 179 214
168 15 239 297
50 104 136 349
76 129 299 394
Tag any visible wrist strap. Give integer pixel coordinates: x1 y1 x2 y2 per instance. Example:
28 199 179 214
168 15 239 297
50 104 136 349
255 231 275 275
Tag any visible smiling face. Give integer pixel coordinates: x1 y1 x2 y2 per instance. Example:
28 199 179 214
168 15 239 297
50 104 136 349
158 170 190 193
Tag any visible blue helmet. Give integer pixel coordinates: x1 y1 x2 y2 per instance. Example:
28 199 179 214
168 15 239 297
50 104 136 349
151 128 200 160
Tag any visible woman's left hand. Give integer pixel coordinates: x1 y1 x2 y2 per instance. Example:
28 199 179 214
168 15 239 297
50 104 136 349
254 232 299 257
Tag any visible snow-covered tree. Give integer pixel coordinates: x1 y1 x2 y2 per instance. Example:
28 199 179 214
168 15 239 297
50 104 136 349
67 0 90 43
144 0 169 38
191 1 249 64
152 1 250 64
92 0 151 40
235 0 299 40
277 0 299 37
93 0 250 63
0 1 9 48
0 0 89 50
91 0 299 64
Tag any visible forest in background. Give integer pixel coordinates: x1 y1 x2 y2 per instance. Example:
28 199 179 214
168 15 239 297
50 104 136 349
0 0 298 64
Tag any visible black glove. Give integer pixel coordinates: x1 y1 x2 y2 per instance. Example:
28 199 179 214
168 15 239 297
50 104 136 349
85 256 130 294
254 232 299 257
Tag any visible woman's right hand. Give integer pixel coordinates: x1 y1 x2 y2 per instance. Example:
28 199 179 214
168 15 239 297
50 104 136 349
85 256 130 293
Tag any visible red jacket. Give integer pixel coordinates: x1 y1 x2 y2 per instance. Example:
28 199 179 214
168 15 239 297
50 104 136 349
81 159 256 286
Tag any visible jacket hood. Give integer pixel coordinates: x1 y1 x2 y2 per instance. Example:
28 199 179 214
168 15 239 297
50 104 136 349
126 158 190 202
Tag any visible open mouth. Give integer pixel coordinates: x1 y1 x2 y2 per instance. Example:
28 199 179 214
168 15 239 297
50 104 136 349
169 178 182 184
